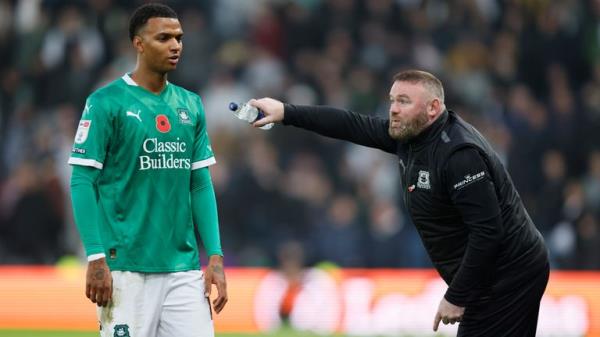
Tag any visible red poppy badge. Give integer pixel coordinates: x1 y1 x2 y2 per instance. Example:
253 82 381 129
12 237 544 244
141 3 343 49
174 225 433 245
156 114 171 133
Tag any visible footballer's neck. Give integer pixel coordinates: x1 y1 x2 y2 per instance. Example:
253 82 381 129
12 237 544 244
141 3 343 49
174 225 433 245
130 66 168 95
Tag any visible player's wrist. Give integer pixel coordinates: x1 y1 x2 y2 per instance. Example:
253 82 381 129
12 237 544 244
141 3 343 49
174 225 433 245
87 253 106 262
443 291 466 307
88 257 107 264
208 254 223 265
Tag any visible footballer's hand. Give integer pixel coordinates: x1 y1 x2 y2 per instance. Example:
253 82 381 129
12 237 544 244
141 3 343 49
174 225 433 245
433 297 465 331
86 258 112 307
249 98 284 127
204 255 228 314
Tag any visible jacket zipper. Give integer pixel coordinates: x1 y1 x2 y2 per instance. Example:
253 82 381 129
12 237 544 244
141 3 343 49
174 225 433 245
404 144 415 225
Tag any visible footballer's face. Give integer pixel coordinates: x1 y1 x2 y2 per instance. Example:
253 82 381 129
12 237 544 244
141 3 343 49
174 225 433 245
388 81 434 141
134 17 183 73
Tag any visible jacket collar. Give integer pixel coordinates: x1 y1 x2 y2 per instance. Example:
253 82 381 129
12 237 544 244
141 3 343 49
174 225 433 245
407 109 449 147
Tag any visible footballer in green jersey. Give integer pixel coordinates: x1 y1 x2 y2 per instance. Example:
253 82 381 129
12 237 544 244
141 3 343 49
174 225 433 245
69 4 227 337
70 73 215 272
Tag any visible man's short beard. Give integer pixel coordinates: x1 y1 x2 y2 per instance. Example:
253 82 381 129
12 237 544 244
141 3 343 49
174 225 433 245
388 110 429 141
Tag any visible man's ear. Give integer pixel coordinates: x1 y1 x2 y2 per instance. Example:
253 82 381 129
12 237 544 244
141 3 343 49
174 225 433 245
429 98 441 117
133 36 144 53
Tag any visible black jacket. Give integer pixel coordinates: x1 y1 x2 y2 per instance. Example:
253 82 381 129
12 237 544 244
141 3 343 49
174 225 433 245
283 105 549 306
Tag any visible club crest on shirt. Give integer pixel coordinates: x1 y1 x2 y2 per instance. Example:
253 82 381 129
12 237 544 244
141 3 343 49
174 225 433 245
177 108 193 125
417 170 431 190
75 120 91 144
113 324 130 337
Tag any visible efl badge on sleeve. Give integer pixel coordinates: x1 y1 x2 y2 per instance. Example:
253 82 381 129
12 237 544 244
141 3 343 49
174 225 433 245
75 120 92 144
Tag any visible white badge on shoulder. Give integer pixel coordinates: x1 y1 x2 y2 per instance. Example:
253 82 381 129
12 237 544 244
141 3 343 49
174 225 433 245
453 171 486 190
75 120 92 144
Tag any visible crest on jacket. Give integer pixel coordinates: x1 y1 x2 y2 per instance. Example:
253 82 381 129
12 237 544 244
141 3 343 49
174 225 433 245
417 170 431 190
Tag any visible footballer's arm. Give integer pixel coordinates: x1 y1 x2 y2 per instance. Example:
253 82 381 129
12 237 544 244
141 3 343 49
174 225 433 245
191 167 228 313
70 165 112 307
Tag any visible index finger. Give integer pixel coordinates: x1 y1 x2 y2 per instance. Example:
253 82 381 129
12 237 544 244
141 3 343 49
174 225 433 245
248 98 262 109
213 295 226 314
433 312 441 331
216 277 227 297
213 282 228 313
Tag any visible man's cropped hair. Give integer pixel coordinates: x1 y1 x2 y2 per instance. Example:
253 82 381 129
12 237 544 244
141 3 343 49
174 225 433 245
393 70 445 103
129 3 178 41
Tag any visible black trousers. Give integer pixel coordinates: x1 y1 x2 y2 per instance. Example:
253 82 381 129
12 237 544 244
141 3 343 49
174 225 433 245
457 263 550 337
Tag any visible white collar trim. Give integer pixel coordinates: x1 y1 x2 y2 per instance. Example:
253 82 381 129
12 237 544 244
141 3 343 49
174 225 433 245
121 73 170 88
122 73 138 86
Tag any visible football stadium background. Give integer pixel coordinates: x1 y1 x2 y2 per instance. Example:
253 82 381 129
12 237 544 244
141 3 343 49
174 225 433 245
1 0 600 336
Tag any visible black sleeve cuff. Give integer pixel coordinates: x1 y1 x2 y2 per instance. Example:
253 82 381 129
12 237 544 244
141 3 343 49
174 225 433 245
444 289 468 307
282 103 301 125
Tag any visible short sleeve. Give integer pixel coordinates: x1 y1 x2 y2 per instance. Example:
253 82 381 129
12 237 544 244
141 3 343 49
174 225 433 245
68 94 113 169
191 96 216 170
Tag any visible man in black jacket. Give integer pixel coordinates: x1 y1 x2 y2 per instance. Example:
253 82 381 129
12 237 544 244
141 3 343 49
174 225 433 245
249 70 549 336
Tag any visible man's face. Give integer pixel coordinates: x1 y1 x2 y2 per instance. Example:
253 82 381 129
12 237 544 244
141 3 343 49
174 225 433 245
388 81 432 141
135 17 183 73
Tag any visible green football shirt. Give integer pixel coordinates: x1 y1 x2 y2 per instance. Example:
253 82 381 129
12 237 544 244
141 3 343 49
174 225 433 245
69 74 215 272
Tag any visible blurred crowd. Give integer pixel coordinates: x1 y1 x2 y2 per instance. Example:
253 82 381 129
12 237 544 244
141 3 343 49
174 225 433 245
0 0 599 270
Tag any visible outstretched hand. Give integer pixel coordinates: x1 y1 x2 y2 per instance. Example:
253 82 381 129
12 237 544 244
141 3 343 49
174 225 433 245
249 98 285 127
204 255 228 314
